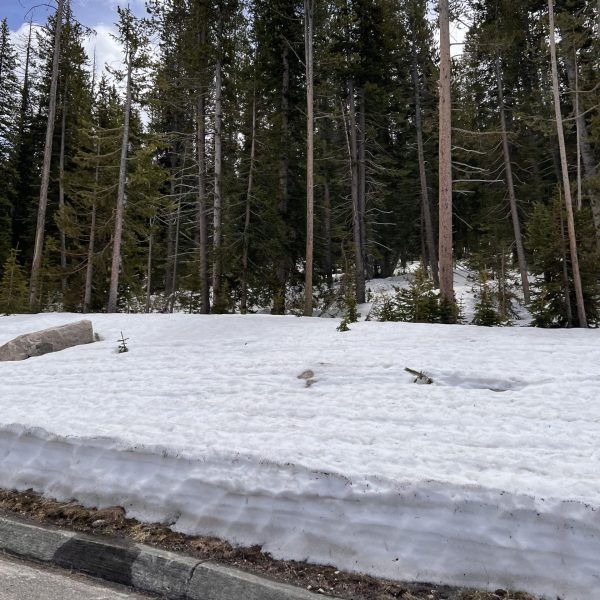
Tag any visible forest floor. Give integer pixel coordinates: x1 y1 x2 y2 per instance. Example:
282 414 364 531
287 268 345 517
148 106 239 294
0 294 597 599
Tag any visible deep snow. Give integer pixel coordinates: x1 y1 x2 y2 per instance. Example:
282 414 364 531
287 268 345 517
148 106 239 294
0 313 599 599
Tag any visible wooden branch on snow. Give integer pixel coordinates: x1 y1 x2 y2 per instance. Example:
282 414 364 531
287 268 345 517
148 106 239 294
404 368 433 385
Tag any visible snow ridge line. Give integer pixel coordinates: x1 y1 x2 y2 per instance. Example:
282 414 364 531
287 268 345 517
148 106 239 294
0 515 321 599
1 424 599 599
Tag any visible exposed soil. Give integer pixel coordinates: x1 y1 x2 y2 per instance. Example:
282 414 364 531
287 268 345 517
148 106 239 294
0 489 538 600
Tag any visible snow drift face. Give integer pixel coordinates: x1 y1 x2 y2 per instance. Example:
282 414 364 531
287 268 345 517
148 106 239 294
0 313 599 599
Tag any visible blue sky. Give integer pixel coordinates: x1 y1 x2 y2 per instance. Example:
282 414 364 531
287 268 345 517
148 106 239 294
3 0 146 31
3 0 151 75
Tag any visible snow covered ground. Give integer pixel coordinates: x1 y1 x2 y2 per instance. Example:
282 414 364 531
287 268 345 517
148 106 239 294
0 313 599 599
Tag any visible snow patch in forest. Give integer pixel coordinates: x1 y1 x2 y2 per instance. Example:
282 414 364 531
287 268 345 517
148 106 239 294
0 313 598 599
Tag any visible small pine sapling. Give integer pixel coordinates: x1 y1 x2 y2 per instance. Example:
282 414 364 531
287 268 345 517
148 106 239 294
373 290 399 321
337 259 359 331
372 265 448 323
117 331 129 353
0 249 29 315
472 271 509 326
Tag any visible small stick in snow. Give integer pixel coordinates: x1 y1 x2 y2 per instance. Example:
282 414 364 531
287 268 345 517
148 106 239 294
404 367 433 385
117 332 129 354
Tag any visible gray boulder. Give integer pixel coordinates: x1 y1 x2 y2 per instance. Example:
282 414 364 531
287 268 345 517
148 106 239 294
0 320 94 362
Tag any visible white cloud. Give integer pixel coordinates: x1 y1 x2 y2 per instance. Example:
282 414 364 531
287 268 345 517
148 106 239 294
85 23 123 78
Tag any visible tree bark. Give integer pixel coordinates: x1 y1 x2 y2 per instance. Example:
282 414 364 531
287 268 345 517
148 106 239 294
559 208 573 327
348 81 365 304
58 78 68 293
212 9 224 311
358 88 368 280
564 52 599 232
83 142 100 313
241 82 257 315
323 179 333 289
145 227 153 314
495 56 530 304
548 0 587 327
164 157 177 303
438 0 453 302
273 43 289 315
29 0 64 308
411 39 439 288
196 92 209 313
168 198 181 313
107 31 133 313
303 0 314 317
83 203 96 313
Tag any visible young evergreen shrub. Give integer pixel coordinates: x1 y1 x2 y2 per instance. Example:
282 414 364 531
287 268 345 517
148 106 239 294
527 200 599 327
0 249 29 314
337 276 359 331
472 271 509 326
372 265 457 323
373 291 399 321
395 265 441 323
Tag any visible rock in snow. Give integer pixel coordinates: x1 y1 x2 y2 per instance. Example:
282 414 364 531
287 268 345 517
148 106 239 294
0 320 94 361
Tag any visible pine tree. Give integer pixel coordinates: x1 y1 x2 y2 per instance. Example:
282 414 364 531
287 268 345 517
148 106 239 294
0 18 20 274
527 198 599 327
107 7 150 313
0 249 29 314
30 0 65 309
472 271 510 326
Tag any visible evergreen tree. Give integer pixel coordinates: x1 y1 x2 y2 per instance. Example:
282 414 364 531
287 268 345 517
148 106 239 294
0 18 20 273
0 249 29 314
527 198 599 327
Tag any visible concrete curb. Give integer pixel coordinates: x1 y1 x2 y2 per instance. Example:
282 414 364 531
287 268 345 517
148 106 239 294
0 514 326 599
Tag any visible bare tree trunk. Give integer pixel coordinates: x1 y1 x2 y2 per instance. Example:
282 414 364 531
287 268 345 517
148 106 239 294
83 142 100 313
164 169 177 302
358 89 368 280
196 93 210 314
303 0 314 317
30 0 64 308
348 81 365 304
212 10 224 311
559 207 573 327
273 43 289 315
573 52 582 212
107 36 133 313
58 78 68 293
168 198 181 313
548 0 587 327
564 53 599 231
420 204 428 269
495 56 530 304
438 0 453 302
83 204 96 313
145 229 153 314
19 20 33 133
241 82 257 315
323 179 333 289
412 40 439 288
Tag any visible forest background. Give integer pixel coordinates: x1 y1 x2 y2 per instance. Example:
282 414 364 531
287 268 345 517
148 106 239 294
0 0 598 328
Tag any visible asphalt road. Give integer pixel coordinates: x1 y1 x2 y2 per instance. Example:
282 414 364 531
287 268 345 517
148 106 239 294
0 553 157 599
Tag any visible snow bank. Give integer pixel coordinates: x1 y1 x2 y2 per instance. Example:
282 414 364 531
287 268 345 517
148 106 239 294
0 313 599 598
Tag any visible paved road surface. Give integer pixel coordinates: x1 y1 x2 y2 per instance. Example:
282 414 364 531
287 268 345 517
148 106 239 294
0 553 157 599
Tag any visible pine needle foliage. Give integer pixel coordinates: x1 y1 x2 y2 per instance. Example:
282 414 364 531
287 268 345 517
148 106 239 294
472 270 511 326
527 200 599 328
0 249 29 314
372 265 459 323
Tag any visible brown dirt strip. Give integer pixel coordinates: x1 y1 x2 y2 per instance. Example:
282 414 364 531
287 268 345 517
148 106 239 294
0 489 537 600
